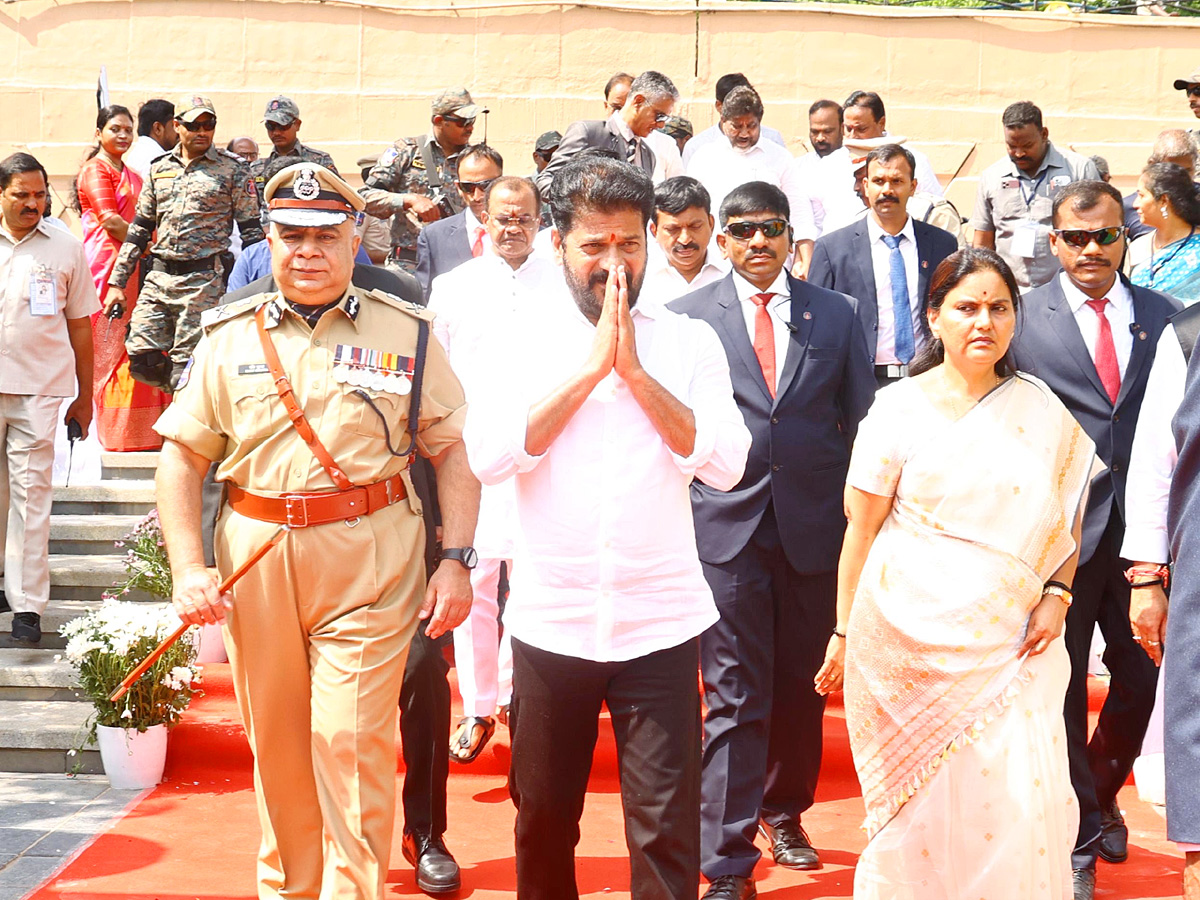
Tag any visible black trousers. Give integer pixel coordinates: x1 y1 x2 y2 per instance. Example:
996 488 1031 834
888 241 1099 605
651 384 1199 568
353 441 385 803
1064 509 1159 870
398 621 451 837
509 637 701 900
699 506 836 880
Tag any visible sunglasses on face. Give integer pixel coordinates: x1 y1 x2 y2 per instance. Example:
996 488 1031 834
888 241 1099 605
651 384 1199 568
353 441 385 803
491 214 538 229
725 218 789 240
181 118 217 132
443 114 476 128
1053 226 1125 248
264 121 294 133
457 177 498 195
1186 85 1200 98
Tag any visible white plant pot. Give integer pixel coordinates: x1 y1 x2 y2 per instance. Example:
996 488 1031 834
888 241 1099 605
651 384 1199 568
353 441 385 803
96 723 168 790
195 622 228 663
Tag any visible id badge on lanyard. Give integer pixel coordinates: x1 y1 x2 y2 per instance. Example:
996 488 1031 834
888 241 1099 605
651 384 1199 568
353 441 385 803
29 265 57 316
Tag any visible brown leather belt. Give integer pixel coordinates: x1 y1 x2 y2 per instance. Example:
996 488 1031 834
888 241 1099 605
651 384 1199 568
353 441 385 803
226 473 407 528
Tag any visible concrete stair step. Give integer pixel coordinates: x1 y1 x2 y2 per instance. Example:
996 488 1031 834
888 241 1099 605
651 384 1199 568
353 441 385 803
49 514 143 555
0 647 80 701
45 554 154 603
0 599 160 650
0 699 101 774
52 481 156 516
100 451 159 481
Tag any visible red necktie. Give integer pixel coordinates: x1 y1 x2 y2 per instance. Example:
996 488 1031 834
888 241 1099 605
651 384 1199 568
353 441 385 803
751 292 776 398
1085 297 1121 403
471 226 486 258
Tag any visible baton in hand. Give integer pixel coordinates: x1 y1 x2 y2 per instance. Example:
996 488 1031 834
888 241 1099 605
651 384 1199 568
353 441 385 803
109 524 290 702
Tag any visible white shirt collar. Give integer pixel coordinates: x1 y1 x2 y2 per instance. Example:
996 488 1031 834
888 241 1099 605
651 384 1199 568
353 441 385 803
648 246 728 280
866 213 915 247
732 268 790 304
610 112 635 143
1059 271 1132 316
464 207 485 236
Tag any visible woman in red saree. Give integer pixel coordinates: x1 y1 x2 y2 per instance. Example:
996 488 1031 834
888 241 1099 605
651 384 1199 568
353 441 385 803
75 105 170 451
817 250 1097 900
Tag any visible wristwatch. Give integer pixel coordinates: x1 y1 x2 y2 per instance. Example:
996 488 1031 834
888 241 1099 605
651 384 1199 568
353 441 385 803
440 547 479 570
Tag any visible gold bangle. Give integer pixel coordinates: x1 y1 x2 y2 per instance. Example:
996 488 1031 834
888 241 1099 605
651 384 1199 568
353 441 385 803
1042 584 1073 607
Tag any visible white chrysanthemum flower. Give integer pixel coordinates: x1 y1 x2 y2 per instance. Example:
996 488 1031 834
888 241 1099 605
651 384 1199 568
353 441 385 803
120 708 133 719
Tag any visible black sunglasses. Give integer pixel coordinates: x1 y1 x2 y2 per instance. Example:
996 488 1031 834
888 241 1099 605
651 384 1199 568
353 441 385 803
1054 226 1125 248
1186 85 1200 98
443 114 476 127
457 177 498 195
264 121 294 133
181 118 217 133
725 218 789 240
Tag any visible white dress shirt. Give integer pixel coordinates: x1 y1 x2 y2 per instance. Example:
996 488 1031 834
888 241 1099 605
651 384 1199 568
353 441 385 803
609 113 646 169
428 252 559 558
1060 272 1134 378
787 151 834 236
1121 325 1185 565
731 269 791 393
463 207 490 257
686 139 816 243
123 134 169 182
639 244 730 314
867 214 921 365
464 280 752 663
644 130 685 185
682 122 787 167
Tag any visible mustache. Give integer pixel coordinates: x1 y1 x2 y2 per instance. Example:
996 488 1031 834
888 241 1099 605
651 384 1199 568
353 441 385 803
672 242 701 253
875 194 900 204
746 249 776 260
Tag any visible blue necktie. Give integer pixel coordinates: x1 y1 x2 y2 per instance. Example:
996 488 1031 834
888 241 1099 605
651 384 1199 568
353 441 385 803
882 234 914 365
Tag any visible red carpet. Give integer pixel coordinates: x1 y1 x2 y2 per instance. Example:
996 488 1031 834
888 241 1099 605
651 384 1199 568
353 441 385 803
25 666 1183 899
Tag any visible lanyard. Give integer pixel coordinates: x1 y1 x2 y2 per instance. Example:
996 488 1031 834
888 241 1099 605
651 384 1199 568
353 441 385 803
1018 170 1049 209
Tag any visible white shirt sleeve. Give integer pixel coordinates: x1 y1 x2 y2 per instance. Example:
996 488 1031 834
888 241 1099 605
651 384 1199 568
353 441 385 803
1120 325 1186 564
780 161 818 244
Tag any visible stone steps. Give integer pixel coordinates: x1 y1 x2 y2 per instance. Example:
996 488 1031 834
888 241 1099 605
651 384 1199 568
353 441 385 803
0 648 79 702
100 451 159 482
0 700 101 775
51 481 156 517
49 514 143 556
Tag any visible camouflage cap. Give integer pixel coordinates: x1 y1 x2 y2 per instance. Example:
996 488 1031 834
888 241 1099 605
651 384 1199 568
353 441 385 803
432 87 481 119
264 163 365 228
176 94 217 123
658 116 693 140
263 95 300 126
1174 65 1200 90
534 130 562 153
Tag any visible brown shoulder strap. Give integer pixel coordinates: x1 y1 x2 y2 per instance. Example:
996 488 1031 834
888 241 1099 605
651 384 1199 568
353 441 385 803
255 306 354 490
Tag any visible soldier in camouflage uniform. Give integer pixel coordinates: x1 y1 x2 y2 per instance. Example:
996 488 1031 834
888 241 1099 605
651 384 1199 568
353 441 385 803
360 87 481 274
107 95 264 391
250 95 338 207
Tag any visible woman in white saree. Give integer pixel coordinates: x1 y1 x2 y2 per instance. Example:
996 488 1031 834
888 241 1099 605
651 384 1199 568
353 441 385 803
815 249 1097 900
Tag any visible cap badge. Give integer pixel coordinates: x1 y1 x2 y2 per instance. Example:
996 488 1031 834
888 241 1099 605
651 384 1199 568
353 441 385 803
269 100 280 110
293 168 320 201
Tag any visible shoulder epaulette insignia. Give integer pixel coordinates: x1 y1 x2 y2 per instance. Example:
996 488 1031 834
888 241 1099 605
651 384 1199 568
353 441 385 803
201 294 267 330
216 147 243 163
364 288 435 321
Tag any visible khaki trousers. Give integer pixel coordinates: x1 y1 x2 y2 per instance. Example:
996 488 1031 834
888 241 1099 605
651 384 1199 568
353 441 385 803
217 500 425 900
0 394 61 615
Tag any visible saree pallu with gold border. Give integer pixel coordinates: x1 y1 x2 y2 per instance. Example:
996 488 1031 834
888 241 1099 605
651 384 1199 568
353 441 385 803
844 375 1096 900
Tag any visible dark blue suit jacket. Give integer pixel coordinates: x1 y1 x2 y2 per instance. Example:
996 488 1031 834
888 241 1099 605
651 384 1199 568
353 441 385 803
669 273 876 573
1010 274 1180 564
416 210 473 298
807 216 958 364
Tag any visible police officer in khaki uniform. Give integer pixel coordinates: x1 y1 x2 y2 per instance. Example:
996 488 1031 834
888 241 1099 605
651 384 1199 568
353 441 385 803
154 163 480 900
360 88 481 274
108 95 264 391
250 96 339 206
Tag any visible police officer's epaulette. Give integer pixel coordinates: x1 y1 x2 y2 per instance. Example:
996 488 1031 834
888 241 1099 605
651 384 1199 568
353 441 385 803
216 147 246 164
363 288 436 322
200 294 267 331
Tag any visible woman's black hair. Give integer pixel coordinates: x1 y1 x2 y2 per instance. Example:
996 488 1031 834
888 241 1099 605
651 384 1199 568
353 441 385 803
1142 161 1200 227
71 105 134 212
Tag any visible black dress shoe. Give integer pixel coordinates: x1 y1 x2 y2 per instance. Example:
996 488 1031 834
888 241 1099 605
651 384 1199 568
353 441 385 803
11 612 40 644
1072 867 1096 900
402 830 460 895
758 818 821 870
0 590 9 613
1098 800 1129 863
701 874 756 900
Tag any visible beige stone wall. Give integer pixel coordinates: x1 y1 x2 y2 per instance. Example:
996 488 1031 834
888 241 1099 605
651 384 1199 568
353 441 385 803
3 0 1199 219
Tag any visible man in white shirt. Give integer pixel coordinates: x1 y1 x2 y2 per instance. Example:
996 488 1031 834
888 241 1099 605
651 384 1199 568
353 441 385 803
0 154 98 643
787 100 844 236
464 154 750 900
682 73 787 168
598 71 684 185
841 91 943 197
429 176 557 766
124 99 179 182
642 176 729 312
686 87 816 277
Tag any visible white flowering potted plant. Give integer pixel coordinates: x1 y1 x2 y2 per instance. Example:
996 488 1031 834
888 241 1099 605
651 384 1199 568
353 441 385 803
63 600 202 788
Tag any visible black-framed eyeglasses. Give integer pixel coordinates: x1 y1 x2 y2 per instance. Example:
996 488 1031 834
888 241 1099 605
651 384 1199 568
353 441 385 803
725 218 789 240
491 214 538 229
1053 226 1125 248
457 177 498 196
443 114 476 128
1186 85 1200 98
181 118 217 133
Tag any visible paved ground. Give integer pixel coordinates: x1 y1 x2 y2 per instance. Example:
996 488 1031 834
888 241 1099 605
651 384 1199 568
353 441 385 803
0 774 141 899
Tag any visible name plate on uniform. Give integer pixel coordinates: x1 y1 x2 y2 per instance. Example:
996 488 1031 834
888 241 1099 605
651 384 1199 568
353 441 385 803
333 344 415 395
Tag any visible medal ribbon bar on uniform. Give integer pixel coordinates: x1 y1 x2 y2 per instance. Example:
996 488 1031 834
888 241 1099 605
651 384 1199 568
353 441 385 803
333 344 416 395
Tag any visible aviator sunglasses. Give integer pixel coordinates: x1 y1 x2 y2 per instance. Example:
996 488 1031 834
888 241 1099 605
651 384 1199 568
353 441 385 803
725 218 789 240
180 118 217 132
1053 226 1125 248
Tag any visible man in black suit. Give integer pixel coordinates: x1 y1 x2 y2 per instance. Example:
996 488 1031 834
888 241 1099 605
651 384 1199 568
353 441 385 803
1010 180 1181 900
415 144 503 298
534 70 677 196
807 144 957 387
669 182 875 900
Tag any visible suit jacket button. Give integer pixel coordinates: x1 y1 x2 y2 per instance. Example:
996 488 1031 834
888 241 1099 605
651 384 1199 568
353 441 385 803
1112 413 1120 422
772 464 782 472
1112 463 1122 473
771 417 779 425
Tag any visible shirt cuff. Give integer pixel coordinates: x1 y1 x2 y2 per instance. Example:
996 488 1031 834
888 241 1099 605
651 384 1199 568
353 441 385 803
670 410 717 479
1119 528 1170 566
153 406 226 462
1178 843 1200 854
